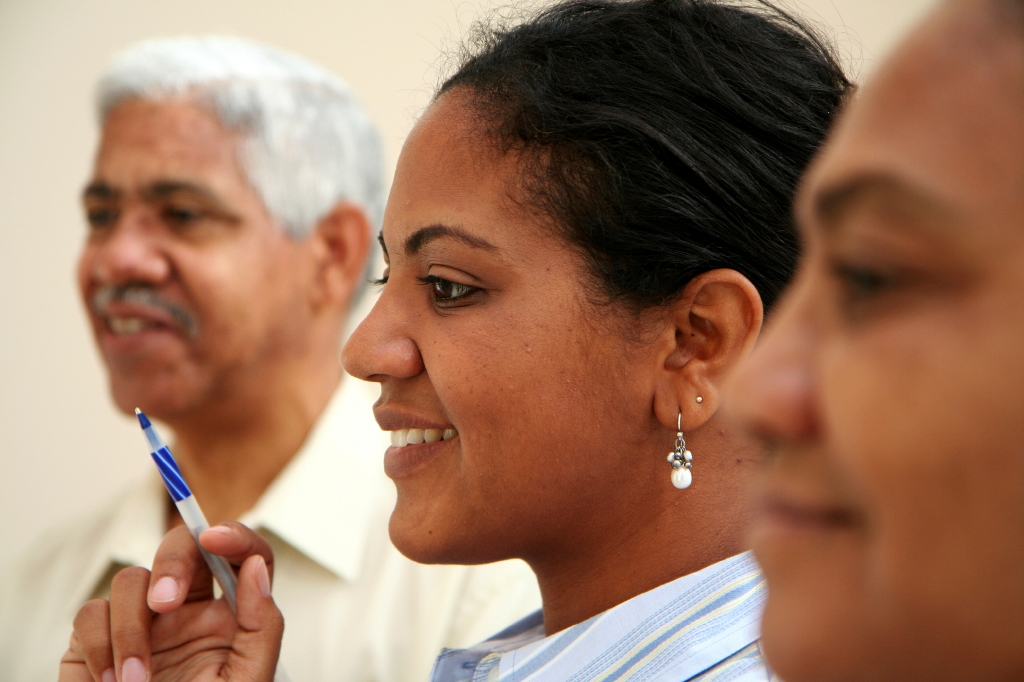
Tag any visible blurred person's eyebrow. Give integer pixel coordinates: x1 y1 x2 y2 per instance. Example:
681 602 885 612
142 181 231 209
815 174 946 231
82 182 120 201
404 224 498 256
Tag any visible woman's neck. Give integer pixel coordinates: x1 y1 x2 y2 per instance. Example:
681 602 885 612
529 430 760 635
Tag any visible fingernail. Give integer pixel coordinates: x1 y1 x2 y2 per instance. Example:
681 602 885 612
122 657 148 682
101 668 116 682
149 576 179 603
255 555 271 597
204 524 233 535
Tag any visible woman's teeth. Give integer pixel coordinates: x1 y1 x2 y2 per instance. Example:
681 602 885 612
389 428 458 447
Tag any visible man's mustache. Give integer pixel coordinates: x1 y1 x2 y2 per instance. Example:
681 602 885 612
91 284 199 337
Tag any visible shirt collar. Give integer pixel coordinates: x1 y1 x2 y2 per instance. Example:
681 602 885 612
432 552 765 682
239 376 391 582
68 474 167 610
72 376 389 606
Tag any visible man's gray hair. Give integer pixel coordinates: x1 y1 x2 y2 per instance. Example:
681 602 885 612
96 36 386 240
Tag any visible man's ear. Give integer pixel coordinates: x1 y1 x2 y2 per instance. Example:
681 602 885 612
307 200 372 312
652 269 764 432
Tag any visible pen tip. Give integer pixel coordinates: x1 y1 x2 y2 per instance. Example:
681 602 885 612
134 407 141 414
135 409 152 429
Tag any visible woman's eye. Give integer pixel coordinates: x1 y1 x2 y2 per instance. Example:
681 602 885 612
371 268 390 287
418 275 480 307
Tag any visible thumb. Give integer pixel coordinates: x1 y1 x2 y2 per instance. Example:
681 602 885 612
223 555 284 682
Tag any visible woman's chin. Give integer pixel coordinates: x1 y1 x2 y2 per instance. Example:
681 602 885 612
387 504 510 566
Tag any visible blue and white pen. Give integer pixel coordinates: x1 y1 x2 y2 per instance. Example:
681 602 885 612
135 408 239 611
136 409 291 682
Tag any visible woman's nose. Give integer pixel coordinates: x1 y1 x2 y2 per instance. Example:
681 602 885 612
342 289 424 383
726 279 819 445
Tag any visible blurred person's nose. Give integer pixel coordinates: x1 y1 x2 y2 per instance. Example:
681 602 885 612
342 284 424 384
89 206 172 286
726 274 820 446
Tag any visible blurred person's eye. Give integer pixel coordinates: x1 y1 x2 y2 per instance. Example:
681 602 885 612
418 274 480 309
86 207 119 230
830 260 907 314
162 204 203 227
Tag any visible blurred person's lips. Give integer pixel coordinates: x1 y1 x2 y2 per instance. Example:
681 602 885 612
374 405 458 480
751 478 859 548
94 301 193 356
98 301 182 332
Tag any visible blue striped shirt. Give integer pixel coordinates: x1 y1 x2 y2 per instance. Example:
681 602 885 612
430 552 773 682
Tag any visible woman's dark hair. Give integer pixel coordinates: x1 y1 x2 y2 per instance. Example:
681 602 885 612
440 0 851 311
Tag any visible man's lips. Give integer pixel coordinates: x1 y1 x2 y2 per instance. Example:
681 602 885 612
95 301 185 336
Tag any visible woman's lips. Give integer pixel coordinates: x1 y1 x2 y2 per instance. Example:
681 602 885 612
752 493 858 544
383 436 458 480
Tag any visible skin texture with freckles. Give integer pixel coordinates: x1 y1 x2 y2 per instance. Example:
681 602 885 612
342 90 765 634
727 1 1024 680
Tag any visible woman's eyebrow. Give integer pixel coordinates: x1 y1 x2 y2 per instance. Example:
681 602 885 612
814 172 946 234
404 224 498 256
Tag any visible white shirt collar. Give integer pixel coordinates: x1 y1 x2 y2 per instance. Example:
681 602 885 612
239 376 391 582
73 376 389 606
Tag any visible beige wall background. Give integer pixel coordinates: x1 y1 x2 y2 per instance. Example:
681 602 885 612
0 0 936 566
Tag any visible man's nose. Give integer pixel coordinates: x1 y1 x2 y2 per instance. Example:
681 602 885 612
726 278 819 444
90 209 171 285
342 288 424 383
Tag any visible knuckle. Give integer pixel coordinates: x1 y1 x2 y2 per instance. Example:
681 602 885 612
111 566 151 591
72 599 110 631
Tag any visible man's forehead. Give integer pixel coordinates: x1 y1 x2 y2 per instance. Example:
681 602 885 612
92 99 246 197
98 99 239 166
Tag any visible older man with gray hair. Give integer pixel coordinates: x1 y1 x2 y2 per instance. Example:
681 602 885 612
0 36 539 682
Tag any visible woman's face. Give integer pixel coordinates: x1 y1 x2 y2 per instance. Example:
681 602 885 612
342 92 670 565
728 2 1024 680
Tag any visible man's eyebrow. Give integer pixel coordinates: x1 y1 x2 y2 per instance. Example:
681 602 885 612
142 181 228 208
814 173 944 231
404 224 498 256
82 182 120 201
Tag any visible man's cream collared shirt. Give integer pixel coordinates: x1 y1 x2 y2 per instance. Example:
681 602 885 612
0 378 541 682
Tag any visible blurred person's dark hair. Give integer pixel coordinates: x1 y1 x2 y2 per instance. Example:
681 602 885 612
440 0 851 312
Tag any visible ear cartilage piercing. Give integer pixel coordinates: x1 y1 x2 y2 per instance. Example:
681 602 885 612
696 396 703 403
667 412 693 489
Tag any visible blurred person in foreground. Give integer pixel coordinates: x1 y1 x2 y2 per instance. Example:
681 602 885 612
0 36 540 682
58 2 851 681
727 0 1024 679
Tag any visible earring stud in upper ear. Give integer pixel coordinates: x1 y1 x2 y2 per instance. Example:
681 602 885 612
696 396 703 403
667 411 693 489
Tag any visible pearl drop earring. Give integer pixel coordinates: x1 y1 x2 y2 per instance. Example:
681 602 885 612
667 411 693 489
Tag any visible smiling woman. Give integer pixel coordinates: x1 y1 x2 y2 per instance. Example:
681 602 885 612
59 1 851 681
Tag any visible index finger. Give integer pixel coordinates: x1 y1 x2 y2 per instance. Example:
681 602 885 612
147 523 274 613
198 522 275 583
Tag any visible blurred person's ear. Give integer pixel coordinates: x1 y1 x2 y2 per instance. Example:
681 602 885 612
308 201 372 312
652 269 764 432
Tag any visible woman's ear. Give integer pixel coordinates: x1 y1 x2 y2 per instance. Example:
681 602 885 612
307 200 372 312
653 269 764 432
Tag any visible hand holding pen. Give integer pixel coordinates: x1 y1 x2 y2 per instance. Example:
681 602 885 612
60 523 285 682
59 412 288 682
